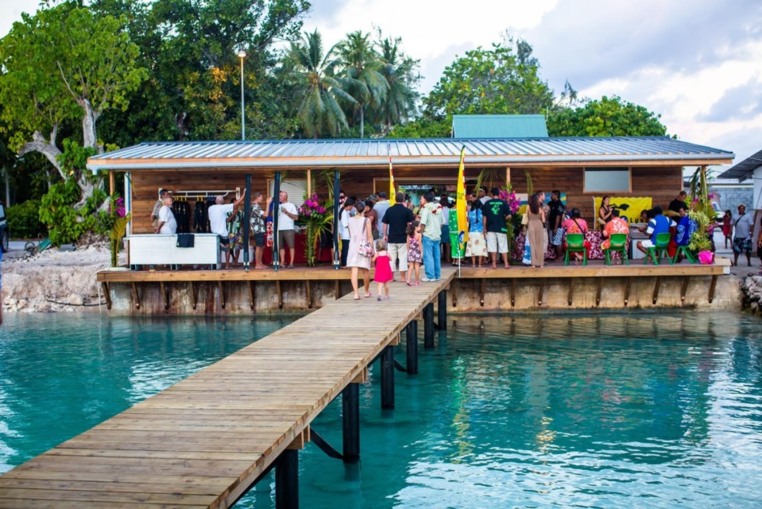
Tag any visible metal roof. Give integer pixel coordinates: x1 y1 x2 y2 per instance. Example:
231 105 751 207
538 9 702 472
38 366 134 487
86 137 734 172
452 115 549 138
717 148 762 181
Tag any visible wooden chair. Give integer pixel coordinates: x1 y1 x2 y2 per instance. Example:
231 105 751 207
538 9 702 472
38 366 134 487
672 244 697 263
604 233 629 265
645 232 672 264
564 233 588 265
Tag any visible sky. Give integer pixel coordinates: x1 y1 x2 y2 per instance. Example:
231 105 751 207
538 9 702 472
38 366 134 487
2 0 760 172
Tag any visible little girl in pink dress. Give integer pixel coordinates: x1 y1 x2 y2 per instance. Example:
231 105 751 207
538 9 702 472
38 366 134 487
373 239 393 300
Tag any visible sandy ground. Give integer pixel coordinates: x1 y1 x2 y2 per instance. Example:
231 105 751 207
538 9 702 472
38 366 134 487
1 231 759 314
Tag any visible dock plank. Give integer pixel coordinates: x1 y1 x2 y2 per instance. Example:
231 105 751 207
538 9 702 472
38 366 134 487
0 270 455 508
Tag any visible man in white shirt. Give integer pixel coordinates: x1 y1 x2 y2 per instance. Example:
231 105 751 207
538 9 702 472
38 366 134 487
208 194 244 268
277 191 299 268
732 203 755 267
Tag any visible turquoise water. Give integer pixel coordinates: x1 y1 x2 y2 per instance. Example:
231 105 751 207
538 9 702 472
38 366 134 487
2 312 761 508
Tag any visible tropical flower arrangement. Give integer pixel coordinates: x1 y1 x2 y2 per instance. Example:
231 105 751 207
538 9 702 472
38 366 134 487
298 193 333 266
499 187 521 215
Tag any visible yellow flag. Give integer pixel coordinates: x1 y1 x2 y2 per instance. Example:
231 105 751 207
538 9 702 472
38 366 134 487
456 147 468 246
389 155 396 204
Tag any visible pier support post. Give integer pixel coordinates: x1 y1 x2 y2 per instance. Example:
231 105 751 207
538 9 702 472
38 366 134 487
437 291 447 330
342 383 360 462
406 320 418 374
275 449 299 509
381 346 395 409
423 303 435 348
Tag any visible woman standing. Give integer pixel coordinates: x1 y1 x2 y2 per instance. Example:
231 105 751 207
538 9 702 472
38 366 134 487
598 196 612 229
527 193 545 268
347 200 374 300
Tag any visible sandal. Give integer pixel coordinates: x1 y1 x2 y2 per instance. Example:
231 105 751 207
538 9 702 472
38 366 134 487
364 293 372 298
353 294 360 300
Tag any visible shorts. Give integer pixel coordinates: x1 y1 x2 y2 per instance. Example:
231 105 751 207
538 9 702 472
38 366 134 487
388 243 408 272
551 228 564 246
440 225 450 244
733 236 751 254
279 230 295 248
486 232 508 253
219 235 230 250
640 239 654 249
253 233 265 247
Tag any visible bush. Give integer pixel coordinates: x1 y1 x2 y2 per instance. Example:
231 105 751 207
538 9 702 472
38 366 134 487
7 200 46 239
38 180 104 245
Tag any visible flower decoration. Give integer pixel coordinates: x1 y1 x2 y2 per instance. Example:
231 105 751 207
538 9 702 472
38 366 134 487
298 193 332 266
499 188 521 214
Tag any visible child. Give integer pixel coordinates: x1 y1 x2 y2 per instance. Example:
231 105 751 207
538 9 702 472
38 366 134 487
373 239 393 300
406 221 422 286
722 210 732 249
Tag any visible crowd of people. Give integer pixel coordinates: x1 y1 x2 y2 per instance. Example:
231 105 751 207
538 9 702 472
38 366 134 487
148 185 762 289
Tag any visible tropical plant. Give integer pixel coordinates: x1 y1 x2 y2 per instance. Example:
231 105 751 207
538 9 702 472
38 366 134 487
335 31 389 138
289 30 356 138
96 194 131 267
547 95 668 137
7 200 46 238
297 193 332 266
375 34 419 132
687 210 712 252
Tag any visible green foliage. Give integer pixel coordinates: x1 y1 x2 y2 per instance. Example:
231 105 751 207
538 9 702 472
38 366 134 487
547 96 667 137
58 139 97 181
7 200 46 238
388 118 450 138
687 211 712 252
423 38 554 119
38 179 106 245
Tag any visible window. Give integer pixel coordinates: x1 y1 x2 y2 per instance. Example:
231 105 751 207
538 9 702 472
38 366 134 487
583 168 631 193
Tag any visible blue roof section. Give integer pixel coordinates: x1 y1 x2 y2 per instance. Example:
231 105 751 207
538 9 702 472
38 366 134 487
452 115 549 138
717 148 762 181
87 137 735 171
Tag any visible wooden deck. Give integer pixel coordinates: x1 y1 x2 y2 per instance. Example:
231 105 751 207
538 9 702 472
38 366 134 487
0 271 455 508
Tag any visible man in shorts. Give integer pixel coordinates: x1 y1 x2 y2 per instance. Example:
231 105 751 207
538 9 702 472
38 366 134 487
277 191 299 268
250 191 269 269
482 187 512 269
208 193 244 268
636 206 675 262
732 203 755 267
547 190 565 261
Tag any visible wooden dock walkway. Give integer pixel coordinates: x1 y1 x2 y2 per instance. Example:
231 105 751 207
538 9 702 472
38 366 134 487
0 270 456 508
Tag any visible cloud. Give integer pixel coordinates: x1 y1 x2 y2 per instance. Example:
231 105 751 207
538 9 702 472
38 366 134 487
700 80 762 122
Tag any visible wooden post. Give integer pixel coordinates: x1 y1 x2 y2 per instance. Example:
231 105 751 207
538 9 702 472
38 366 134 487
423 303 435 348
109 170 115 196
437 290 447 330
406 320 418 375
275 449 299 509
342 383 360 462
306 168 311 198
380 345 395 409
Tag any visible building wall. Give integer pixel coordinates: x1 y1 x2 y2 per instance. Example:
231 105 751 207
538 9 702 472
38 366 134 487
128 165 684 233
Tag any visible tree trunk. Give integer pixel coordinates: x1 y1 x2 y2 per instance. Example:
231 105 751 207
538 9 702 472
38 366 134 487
80 97 100 152
360 106 365 139
19 131 64 179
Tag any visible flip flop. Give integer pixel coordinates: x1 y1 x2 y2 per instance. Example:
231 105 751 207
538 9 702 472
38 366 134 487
364 293 372 298
353 295 361 300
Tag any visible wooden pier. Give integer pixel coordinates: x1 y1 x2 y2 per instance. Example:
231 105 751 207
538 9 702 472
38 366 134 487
0 271 455 508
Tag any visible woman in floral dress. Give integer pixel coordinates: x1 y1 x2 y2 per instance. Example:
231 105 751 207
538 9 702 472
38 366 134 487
465 200 487 268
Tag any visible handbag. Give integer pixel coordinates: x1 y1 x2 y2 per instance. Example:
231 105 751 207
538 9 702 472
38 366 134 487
358 219 373 257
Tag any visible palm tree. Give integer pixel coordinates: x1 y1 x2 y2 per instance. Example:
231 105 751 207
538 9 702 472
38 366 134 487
377 36 419 133
335 31 388 138
289 30 356 138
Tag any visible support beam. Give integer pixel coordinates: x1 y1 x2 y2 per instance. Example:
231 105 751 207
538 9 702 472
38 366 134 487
276 280 283 309
190 281 198 310
423 303 435 348
567 279 574 306
480 278 485 307
342 383 360 462
708 275 718 303
160 281 170 311
218 281 226 309
624 278 631 307
249 281 256 311
437 291 447 330
131 282 141 310
242 174 251 269
101 282 112 310
680 278 690 305
510 278 515 307
332 170 342 270
335 280 341 300
275 449 299 509
306 280 313 309
380 346 395 409
406 320 418 374
652 276 661 305
595 278 602 307
537 280 544 307
272 172 281 271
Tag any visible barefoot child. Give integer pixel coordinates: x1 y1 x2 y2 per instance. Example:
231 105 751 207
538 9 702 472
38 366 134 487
406 221 422 286
373 239 393 300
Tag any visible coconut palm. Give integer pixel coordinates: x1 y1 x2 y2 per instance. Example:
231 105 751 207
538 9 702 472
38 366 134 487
334 31 388 138
376 36 419 132
289 30 356 138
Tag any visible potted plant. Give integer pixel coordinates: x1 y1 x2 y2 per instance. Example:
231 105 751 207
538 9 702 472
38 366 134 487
687 210 713 264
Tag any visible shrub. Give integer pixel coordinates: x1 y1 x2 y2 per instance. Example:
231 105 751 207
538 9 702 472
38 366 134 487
38 180 105 245
7 200 47 239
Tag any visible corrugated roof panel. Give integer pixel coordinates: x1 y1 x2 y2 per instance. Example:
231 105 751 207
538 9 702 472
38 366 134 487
87 137 734 171
453 115 549 138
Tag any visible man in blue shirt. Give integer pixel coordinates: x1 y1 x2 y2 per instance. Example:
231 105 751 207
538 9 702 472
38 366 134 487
636 206 675 260
675 206 697 246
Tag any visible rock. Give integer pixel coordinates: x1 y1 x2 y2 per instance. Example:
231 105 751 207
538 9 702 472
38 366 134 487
69 294 84 306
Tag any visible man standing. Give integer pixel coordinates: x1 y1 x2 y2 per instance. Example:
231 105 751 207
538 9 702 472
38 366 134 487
482 187 511 269
479 186 490 205
668 191 689 214
732 203 755 267
547 190 565 261
208 193 244 269
250 192 269 269
150 188 168 231
373 192 390 239
382 192 414 281
277 190 299 268
419 191 443 281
